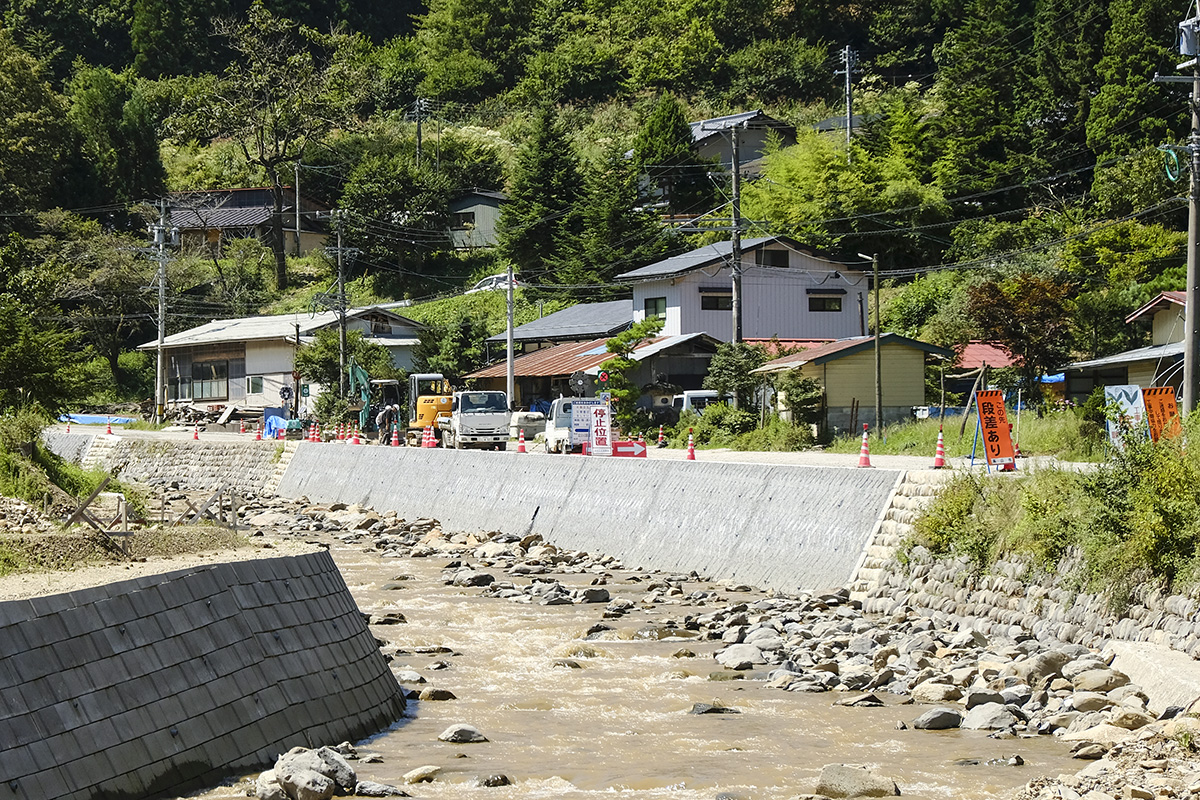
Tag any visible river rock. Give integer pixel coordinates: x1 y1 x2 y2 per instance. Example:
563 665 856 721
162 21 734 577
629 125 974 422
1060 723 1134 746
913 707 962 730
1070 692 1112 713
1011 651 1070 684
452 570 495 587
403 766 441 784
419 688 457 701
961 702 1018 730
964 690 1005 709
274 767 335 800
912 682 962 703
691 703 741 714
716 643 766 670
1072 669 1129 693
1108 708 1154 730
438 723 489 743
814 764 900 797
354 781 408 797
255 770 287 800
578 587 610 603
275 747 356 794
479 775 511 787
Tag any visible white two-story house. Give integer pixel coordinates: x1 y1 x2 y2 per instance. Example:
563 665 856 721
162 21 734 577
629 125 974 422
614 235 868 342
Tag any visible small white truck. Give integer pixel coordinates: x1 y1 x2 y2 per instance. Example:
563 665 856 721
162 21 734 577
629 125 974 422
441 390 510 450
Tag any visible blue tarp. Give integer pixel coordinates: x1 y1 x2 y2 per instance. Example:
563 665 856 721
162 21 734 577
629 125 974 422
58 414 136 425
264 415 288 438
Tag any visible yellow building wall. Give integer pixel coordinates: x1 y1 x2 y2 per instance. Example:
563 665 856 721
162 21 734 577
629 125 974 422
821 345 927 408
1127 361 1157 387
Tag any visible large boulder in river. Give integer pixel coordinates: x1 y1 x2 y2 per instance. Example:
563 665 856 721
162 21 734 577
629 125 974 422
438 723 489 743
274 747 357 800
912 682 962 703
912 707 962 730
1010 651 1070 684
1072 668 1129 693
716 643 766 670
961 702 1018 730
815 764 900 797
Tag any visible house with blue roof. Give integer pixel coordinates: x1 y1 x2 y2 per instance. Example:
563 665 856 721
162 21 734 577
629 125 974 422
614 235 868 343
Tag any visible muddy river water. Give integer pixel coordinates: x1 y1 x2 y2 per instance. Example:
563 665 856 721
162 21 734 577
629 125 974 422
187 537 1079 800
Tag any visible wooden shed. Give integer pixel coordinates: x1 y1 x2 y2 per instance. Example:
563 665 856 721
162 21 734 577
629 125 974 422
751 334 953 433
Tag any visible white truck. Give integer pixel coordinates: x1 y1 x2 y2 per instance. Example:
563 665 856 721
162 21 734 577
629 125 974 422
441 390 510 450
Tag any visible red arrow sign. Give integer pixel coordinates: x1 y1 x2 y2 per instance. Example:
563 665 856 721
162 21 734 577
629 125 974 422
612 440 647 458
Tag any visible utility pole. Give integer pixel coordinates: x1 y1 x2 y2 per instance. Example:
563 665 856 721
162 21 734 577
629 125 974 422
294 161 302 256
731 126 743 344
836 46 857 164
337 213 347 398
874 252 882 433
506 261 515 408
152 200 170 425
1162 9 1200 412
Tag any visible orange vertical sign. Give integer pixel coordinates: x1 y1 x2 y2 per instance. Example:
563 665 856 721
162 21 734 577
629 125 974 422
975 390 1016 467
1142 386 1180 442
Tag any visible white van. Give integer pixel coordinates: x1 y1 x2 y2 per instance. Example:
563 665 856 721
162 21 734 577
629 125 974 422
544 397 575 453
672 390 723 415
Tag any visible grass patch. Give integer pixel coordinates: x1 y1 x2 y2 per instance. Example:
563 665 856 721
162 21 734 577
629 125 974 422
908 413 1200 609
826 411 1106 461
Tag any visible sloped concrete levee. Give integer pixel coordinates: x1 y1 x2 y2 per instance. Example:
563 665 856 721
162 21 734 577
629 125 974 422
0 550 406 800
277 445 904 592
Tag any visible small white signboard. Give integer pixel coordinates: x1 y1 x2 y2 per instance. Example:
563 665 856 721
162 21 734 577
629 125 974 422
589 404 613 456
570 398 603 446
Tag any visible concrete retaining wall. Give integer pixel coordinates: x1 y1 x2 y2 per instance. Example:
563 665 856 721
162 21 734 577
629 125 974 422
0 550 405 800
277 445 904 592
42 433 285 493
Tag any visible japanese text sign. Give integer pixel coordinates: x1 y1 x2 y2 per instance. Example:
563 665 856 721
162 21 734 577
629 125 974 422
974 390 1015 467
1142 386 1180 442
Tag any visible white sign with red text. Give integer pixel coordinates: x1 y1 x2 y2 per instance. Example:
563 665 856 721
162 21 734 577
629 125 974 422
589 404 613 456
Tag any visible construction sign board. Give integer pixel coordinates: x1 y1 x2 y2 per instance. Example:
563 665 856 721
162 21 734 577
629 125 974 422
612 440 647 458
588 404 613 457
1142 386 1181 442
974 390 1015 467
569 398 603 447
1103 384 1146 449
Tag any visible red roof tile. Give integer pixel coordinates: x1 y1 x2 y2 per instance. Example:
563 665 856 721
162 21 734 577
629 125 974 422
955 341 1015 370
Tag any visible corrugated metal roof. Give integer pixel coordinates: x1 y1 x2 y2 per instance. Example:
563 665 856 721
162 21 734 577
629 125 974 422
955 341 1016 371
751 334 953 374
485 300 632 343
171 206 274 230
1067 342 1183 371
1126 291 1187 324
138 306 423 350
690 110 794 143
467 334 716 379
743 337 833 355
614 237 779 281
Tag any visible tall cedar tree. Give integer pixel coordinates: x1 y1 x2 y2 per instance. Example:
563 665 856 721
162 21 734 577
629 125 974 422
1086 0 1181 160
544 147 674 301
496 105 585 284
932 0 1038 207
632 94 712 215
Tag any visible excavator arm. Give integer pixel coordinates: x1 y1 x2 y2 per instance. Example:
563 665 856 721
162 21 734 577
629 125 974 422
347 357 371 431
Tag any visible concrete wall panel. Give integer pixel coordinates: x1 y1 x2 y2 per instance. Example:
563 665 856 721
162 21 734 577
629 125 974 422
0 551 404 800
278 445 902 592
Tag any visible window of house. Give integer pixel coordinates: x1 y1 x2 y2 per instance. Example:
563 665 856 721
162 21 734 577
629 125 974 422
756 248 789 268
644 297 666 318
701 294 733 311
247 376 263 394
809 296 842 312
192 360 229 400
451 211 476 230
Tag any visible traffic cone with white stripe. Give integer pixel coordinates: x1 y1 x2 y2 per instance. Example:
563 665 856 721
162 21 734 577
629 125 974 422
857 423 872 468
313 421 321 442
657 425 665 447
239 418 246 435
686 428 696 461
932 428 946 469
65 419 71 434
517 428 526 453
422 425 432 448
193 423 200 441
391 422 400 447
255 423 262 441
106 418 112 435
351 424 361 445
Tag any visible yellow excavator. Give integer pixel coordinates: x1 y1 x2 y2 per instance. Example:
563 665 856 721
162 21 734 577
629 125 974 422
406 373 453 446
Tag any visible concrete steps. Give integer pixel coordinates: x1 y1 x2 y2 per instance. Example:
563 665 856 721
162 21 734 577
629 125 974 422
265 441 301 496
848 469 956 602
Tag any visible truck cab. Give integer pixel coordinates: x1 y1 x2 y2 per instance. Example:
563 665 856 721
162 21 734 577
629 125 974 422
544 397 575 453
444 390 510 450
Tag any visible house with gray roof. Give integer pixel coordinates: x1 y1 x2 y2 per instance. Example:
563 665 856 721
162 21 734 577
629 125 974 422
614 236 867 343
484 300 633 356
448 189 508 249
169 188 330 257
690 110 796 170
138 307 422 414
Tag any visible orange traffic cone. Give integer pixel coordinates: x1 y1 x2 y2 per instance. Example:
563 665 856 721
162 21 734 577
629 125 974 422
239 419 246 435
686 428 696 461
255 423 262 441
391 422 400 447
932 428 946 469
193 423 200 441
106 418 113 435
857 423 872 468
65 419 71 433
517 428 526 453
421 425 431 448
1010 423 1021 458
638 432 645 446
350 424 360 445
657 425 665 447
